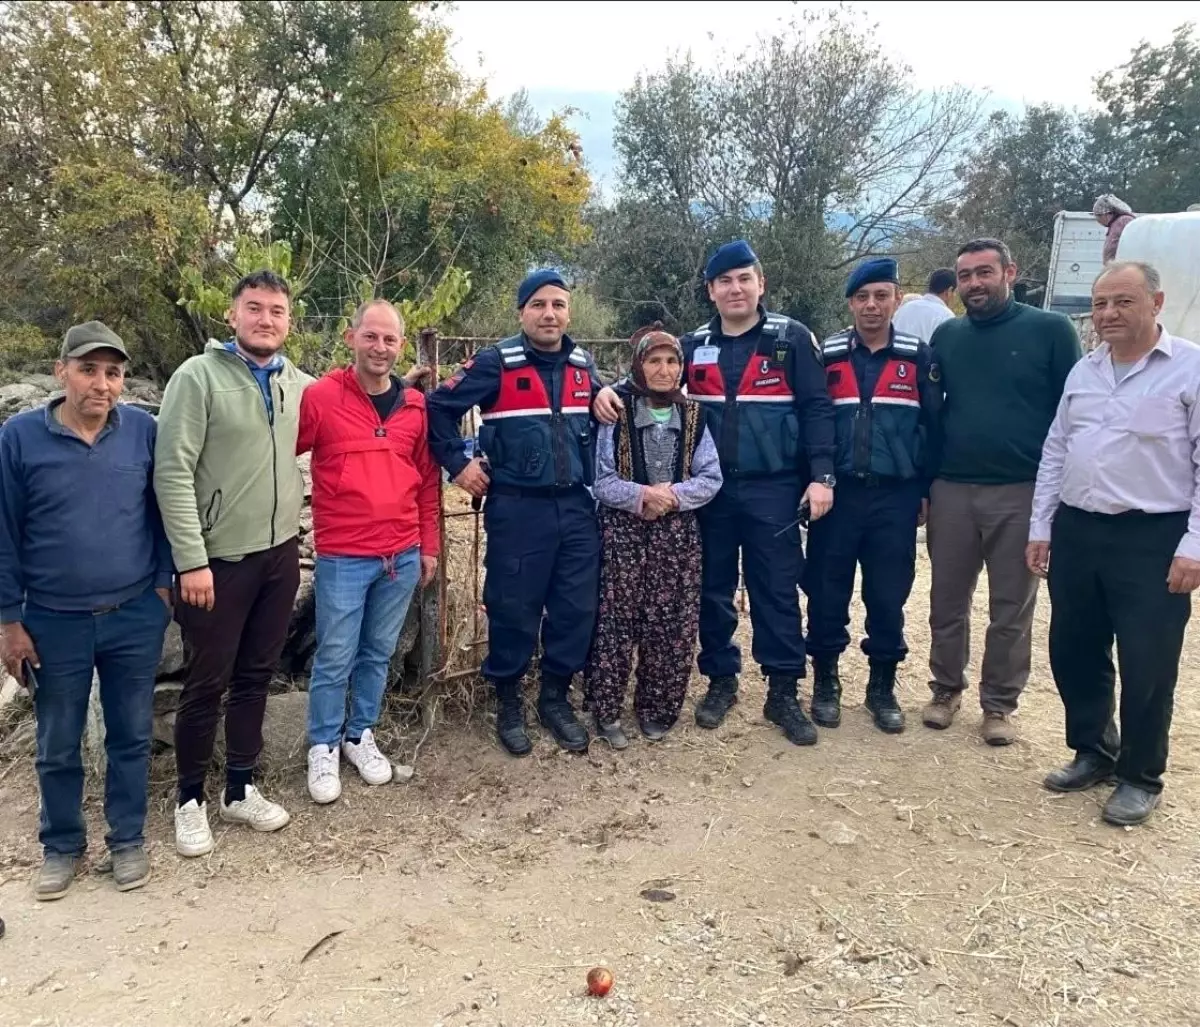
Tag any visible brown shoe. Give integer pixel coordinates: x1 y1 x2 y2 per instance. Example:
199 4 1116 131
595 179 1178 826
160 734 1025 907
981 711 1016 747
921 687 961 729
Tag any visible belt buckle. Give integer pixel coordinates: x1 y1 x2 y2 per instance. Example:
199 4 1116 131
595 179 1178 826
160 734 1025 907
93 603 120 616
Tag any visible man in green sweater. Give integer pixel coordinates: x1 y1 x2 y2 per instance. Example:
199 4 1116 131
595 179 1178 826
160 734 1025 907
923 239 1081 744
155 270 313 858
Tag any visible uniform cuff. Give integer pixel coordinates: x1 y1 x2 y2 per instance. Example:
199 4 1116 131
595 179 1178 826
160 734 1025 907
809 458 835 480
1 604 23 624
443 452 469 480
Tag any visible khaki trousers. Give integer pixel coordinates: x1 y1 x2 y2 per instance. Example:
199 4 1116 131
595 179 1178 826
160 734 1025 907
926 480 1039 713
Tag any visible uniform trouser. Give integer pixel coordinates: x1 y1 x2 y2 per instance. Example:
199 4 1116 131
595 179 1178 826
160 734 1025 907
174 538 300 791
584 506 702 727
696 476 806 679
926 480 1038 713
804 478 922 663
26 587 169 856
1048 505 1190 794
481 488 600 685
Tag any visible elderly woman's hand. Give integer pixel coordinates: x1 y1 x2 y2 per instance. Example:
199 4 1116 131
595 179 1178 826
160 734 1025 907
641 484 678 519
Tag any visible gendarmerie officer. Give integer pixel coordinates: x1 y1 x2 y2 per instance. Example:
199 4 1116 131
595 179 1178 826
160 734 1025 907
595 240 837 746
427 270 601 756
803 258 941 733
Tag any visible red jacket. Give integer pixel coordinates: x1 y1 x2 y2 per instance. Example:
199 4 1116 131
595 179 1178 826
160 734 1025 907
297 368 441 559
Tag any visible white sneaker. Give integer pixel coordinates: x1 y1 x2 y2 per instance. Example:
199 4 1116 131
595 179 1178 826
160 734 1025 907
307 744 342 804
342 729 393 786
175 800 214 858
219 785 291 832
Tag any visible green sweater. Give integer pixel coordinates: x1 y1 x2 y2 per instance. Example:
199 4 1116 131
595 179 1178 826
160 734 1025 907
931 300 1081 485
154 342 313 572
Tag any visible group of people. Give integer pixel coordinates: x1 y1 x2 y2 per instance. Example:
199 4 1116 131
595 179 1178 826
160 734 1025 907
2 234 1198 906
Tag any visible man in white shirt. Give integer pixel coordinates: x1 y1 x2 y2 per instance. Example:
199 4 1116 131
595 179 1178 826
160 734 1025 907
1027 261 1200 826
893 268 956 343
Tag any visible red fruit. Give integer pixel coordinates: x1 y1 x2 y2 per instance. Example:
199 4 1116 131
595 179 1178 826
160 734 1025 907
586 966 613 997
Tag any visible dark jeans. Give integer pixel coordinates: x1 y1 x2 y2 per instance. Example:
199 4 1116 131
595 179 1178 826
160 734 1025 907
1048 505 1191 793
174 538 300 791
25 586 169 856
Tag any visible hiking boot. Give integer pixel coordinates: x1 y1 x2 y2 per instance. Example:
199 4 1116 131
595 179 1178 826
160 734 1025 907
343 729 393 786
865 660 905 734
1102 783 1160 827
810 656 842 728
537 673 589 752
35 853 80 902
695 675 738 729
981 711 1017 747
111 846 151 892
492 679 532 757
763 676 818 746
922 686 961 729
1043 753 1116 793
594 715 629 750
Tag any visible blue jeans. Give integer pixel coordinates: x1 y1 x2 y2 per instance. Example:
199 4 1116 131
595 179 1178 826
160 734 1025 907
307 548 422 747
25 587 170 856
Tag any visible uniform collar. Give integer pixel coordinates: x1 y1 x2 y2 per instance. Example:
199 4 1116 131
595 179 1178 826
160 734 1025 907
518 332 576 358
711 304 767 341
848 325 896 353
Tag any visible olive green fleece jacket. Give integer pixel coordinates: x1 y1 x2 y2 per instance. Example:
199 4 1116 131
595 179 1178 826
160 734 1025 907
154 342 314 572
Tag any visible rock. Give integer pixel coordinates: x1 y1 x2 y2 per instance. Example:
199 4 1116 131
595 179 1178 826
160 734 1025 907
0 382 45 418
819 821 860 846
260 692 309 771
156 622 186 679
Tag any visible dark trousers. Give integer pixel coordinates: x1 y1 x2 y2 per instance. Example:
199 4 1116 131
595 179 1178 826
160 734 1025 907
804 478 922 662
1048 505 1191 793
584 506 702 727
481 489 600 684
697 476 805 679
25 587 169 855
174 537 300 791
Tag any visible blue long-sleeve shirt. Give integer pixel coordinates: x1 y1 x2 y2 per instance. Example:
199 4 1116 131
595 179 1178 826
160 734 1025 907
0 400 174 622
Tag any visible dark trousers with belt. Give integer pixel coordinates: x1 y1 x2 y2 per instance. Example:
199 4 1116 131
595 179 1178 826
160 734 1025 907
481 487 600 685
697 476 806 679
174 537 300 792
1048 504 1191 793
804 477 922 663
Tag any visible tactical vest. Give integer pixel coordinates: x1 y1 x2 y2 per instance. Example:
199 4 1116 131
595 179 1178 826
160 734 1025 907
683 313 802 477
477 336 595 489
822 329 924 480
612 393 703 486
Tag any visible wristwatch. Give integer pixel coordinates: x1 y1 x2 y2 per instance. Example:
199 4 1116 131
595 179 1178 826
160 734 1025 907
814 474 837 489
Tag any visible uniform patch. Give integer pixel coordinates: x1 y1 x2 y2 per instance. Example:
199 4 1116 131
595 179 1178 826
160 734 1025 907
896 363 907 378
827 368 842 386
760 357 771 375
929 364 941 383
754 376 782 388
775 346 788 364
462 358 475 370
444 369 466 390
572 390 590 400
574 368 583 385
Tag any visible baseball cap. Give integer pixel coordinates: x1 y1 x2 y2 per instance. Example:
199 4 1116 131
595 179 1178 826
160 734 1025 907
60 321 130 361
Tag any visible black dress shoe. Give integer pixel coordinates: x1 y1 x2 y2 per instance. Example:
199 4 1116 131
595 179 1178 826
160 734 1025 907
1043 753 1115 793
810 656 842 728
496 696 532 757
695 676 738 729
1102 783 1160 826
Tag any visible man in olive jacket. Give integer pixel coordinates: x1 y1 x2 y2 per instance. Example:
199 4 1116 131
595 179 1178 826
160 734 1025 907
154 270 313 858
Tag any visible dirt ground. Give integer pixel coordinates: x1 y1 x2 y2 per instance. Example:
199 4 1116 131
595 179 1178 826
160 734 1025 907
3 545 1200 1027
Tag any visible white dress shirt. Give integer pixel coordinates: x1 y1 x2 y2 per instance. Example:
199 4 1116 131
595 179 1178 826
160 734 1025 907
893 293 955 343
1030 329 1200 560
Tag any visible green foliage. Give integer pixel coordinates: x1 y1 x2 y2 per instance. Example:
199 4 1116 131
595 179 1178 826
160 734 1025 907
0 322 57 373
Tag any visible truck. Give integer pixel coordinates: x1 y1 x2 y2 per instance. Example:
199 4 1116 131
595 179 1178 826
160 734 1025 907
1044 209 1200 348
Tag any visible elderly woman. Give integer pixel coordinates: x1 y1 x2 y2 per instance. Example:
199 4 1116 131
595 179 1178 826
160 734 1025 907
1093 194 1136 264
583 327 722 747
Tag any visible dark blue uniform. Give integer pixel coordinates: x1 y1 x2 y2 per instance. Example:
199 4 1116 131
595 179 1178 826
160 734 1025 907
683 308 836 679
427 334 601 686
803 327 942 663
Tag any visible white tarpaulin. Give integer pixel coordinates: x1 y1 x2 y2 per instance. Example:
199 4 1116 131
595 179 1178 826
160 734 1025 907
1116 212 1200 342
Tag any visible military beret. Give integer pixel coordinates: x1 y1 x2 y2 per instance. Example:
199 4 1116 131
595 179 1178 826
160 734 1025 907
845 257 900 298
517 268 570 309
704 240 759 282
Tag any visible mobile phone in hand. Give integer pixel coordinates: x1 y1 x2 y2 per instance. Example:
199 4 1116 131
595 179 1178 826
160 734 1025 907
21 659 37 700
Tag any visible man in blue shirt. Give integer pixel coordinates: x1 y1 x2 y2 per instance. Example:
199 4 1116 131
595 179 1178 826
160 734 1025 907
0 322 173 901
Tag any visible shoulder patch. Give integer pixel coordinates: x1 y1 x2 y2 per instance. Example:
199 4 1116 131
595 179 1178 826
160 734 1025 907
567 349 590 367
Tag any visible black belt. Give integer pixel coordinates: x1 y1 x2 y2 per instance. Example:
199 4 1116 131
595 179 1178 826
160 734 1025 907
488 483 588 499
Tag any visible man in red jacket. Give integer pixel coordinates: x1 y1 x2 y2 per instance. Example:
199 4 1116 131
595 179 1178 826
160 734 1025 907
297 300 440 804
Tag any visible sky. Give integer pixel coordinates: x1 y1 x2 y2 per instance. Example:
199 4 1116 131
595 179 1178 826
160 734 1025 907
446 0 1196 189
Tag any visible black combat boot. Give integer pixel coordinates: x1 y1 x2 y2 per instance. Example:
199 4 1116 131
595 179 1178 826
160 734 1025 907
537 672 589 752
695 675 739 729
763 676 818 746
865 660 905 734
810 655 842 728
493 679 532 757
